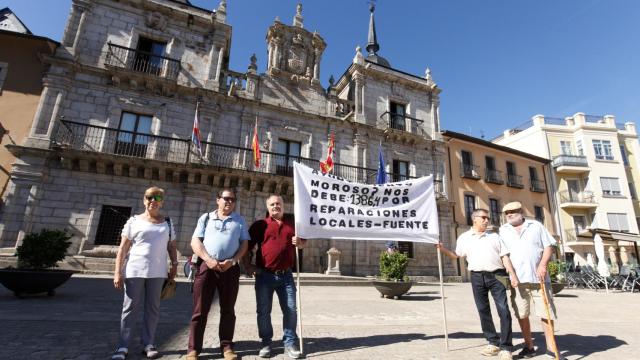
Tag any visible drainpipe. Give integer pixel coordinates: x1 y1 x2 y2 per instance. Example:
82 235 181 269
445 137 461 276
544 132 564 261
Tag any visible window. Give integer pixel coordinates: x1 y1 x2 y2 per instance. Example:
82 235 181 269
529 166 538 181
573 216 586 233
489 199 500 226
461 150 478 178
600 177 622 196
134 37 167 76
392 160 409 181
629 183 637 200
506 161 516 176
620 145 629 166
398 242 414 258
389 102 406 131
560 141 573 155
115 112 152 157
592 139 614 160
276 139 301 176
95 205 132 245
0 61 8 94
485 156 496 170
607 213 629 232
534 206 544 224
464 194 475 226
576 139 583 156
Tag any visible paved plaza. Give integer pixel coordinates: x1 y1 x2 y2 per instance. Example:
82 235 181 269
1 274 638 359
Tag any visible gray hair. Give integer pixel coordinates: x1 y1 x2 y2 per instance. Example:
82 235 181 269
265 194 283 206
472 208 489 218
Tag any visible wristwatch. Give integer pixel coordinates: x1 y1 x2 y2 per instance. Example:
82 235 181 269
232 259 237 266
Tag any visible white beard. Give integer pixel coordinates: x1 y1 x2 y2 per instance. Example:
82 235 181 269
508 214 525 226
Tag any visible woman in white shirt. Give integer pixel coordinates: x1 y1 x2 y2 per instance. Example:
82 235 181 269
111 187 178 360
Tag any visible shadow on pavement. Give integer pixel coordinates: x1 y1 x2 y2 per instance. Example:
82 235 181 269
301 333 433 357
556 333 627 359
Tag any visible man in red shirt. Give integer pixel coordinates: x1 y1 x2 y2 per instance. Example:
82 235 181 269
244 195 307 359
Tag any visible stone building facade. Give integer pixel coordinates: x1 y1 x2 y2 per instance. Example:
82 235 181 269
0 0 454 277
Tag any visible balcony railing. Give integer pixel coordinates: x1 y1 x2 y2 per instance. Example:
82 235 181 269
460 163 481 179
559 190 595 204
380 111 424 134
105 42 181 80
52 120 445 192
335 98 354 117
506 174 524 188
552 154 588 168
564 228 591 242
530 179 546 193
484 169 504 184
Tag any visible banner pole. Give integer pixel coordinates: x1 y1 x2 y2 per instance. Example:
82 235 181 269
437 247 449 351
295 226 304 354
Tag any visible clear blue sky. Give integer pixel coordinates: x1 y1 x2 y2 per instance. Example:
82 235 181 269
5 0 640 139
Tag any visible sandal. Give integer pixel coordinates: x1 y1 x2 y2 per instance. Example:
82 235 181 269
143 345 160 359
111 347 128 360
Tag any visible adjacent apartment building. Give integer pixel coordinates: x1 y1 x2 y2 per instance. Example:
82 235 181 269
495 113 640 271
443 130 556 279
0 0 452 276
0 8 59 208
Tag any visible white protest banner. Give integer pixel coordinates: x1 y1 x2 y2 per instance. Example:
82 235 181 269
293 162 439 242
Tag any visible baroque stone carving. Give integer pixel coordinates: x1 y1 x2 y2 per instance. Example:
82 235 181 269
145 12 167 31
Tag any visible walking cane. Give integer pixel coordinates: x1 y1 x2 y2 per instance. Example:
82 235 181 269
539 281 559 360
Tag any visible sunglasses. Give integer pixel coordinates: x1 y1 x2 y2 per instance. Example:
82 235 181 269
474 216 490 220
145 194 163 202
220 197 236 203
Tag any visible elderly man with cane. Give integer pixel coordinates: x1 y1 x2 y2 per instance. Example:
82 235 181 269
499 202 563 359
437 208 519 360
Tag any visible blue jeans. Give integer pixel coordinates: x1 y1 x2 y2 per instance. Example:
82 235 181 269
255 269 298 347
470 270 512 350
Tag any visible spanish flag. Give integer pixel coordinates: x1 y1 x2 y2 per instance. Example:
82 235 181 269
252 117 261 167
319 131 335 174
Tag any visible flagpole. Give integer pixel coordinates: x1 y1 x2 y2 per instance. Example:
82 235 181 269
294 222 304 355
437 247 449 351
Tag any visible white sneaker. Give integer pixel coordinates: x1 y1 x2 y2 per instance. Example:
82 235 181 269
480 344 500 356
258 345 271 358
498 350 513 360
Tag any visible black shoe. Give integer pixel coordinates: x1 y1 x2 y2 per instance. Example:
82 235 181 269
517 347 536 359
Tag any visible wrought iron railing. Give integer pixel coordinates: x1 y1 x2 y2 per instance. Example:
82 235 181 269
530 179 546 192
52 120 445 192
485 169 504 184
104 42 181 80
460 163 481 179
506 174 524 188
380 111 424 134
559 190 595 204
552 154 588 168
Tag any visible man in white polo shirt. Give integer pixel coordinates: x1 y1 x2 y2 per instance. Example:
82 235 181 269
500 201 562 359
437 208 519 360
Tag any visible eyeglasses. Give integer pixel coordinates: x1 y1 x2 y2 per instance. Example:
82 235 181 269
145 194 163 202
504 210 520 215
220 197 236 203
474 216 490 220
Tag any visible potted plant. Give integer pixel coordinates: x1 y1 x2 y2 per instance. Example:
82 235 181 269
547 260 567 294
371 250 413 299
0 229 73 297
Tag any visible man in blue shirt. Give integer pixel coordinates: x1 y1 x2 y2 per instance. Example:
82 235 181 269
186 188 250 360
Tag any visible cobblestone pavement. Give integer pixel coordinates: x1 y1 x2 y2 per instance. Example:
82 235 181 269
1 274 638 359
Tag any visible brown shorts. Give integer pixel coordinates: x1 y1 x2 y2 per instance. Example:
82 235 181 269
510 283 557 320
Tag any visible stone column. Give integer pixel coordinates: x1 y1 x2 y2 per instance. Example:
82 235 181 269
71 4 90 56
